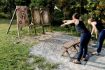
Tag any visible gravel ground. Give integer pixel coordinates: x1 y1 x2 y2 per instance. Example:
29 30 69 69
30 32 105 70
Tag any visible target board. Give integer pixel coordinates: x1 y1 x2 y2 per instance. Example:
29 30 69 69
41 9 50 25
32 8 50 26
33 9 41 25
16 6 29 28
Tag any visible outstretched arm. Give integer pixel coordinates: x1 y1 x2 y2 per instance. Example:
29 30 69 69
61 20 75 27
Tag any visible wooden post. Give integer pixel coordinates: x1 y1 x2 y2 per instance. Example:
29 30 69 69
17 23 20 37
34 25 37 35
7 9 16 34
40 8 45 34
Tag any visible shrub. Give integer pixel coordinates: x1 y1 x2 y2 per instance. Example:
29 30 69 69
30 0 49 8
15 0 31 6
0 13 10 18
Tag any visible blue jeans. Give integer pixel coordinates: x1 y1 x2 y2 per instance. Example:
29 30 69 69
97 29 105 53
77 32 91 61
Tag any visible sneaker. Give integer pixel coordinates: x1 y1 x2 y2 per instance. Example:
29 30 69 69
82 58 88 61
92 52 100 56
73 60 81 64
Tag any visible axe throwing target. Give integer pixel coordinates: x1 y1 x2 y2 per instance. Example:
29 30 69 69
16 6 29 37
16 6 29 29
33 9 41 25
41 9 50 25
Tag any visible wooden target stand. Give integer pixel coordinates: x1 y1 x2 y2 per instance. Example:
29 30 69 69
7 6 52 37
7 6 29 37
30 7 52 35
7 8 16 34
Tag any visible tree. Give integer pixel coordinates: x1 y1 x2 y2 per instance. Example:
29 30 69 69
84 0 105 21
0 0 15 18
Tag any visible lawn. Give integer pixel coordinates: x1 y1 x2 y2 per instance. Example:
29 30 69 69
0 19 58 70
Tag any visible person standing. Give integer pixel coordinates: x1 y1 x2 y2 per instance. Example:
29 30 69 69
88 17 105 55
88 18 98 39
61 13 91 64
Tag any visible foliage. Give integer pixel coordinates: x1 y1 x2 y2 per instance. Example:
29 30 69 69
0 0 105 22
84 0 105 20
52 9 63 26
0 13 10 18
15 0 31 6
30 0 54 7
30 0 46 8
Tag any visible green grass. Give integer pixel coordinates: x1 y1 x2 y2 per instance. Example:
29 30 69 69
27 56 58 70
0 19 58 70
0 20 32 70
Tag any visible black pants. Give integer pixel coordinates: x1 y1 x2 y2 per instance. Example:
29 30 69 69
77 32 91 61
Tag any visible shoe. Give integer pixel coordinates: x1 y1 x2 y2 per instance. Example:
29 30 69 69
92 52 100 56
82 58 88 61
72 60 81 64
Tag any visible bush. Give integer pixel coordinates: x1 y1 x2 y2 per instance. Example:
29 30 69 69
30 0 48 8
52 10 63 26
15 0 31 6
0 13 10 18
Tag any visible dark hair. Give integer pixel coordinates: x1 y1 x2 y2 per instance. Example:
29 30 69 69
73 13 80 19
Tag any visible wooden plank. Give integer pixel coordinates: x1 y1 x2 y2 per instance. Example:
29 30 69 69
63 40 80 48
62 39 80 57
7 9 16 34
